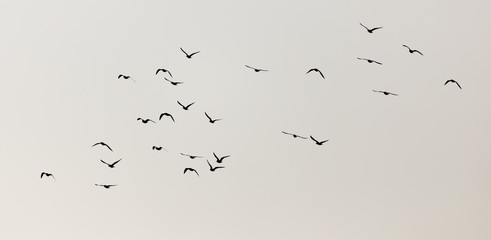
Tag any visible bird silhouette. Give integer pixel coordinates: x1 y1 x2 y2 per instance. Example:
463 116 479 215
164 77 183 86
181 153 203 159
372 90 398 96
205 112 221 123
156 68 172 78
245 65 268 72
137 118 156 124
357 57 382 65
177 101 195 110
402 45 423 56
180 47 200 59
310 135 329 145
213 152 231 163
100 159 121 168
92 142 113 151
159 112 175 122
41 172 55 180
184 168 199 176
207 159 225 172
444 79 462 89
282 131 307 139
95 184 117 189
360 23 383 33
306 68 325 79
118 74 135 82
152 146 167 151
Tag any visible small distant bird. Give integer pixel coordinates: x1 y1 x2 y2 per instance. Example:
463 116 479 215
95 184 117 189
205 112 221 123
310 135 329 145
444 79 462 89
213 152 231 163
357 57 382 65
402 45 423 56
184 168 199 176
177 101 195 110
137 118 156 124
118 74 135 82
180 47 200 59
156 68 173 78
306 68 325 79
159 112 175 122
245 65 268 72
360 23 383 33
164 77 183 86
207 159 225 172
282 131 307 139
372 90 398 96
41 172 55 180
92 142 113 151
152 146 167 151
100 159 122 168
181 153 203 159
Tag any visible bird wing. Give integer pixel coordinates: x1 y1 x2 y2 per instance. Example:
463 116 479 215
373 60 383 65
402 45 410 50
159 113 164 120
156 69 162 75
177 101 185 108
318 70 325 79
371 27 383 31
414 50 423 56
245 65 254 69
319 139 329 144
118 74 123 79
92 142 101 147
213 152 219 161
206 160 212 169
372 90 382 93
357 57 367 61
167 71 173 78
180 47 188 56
112 159 122 165
282 131 293 135
104 144 113 151
149 119 156 123
189 51 200 57
186 102 195 108
306 69 315 74
41 172 45 178
310 135 319 143
181 153 190 157
298 135 307 139
221 155 231 160
205 112 212 121
100 159 109 165
389 92 398 96
359 23 369 30
169 114 175 122
455 82 462 89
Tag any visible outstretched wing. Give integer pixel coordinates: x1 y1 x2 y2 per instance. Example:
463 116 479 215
455 81 462 89
318 70 325 79
414 50 423 56
189 51 200 57
310 135 318 143
204 112 212 121
359 23 369 30
180 47 188 56
112 159 122 166
186 102 195 108
370 27 383 31
100 159 109 165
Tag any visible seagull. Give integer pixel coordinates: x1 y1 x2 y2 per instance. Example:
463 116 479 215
92 142 113 151
152 146 167 151
207 159 225 172
180 47 200 59
118 74 135 82
177 101 195 110
156 68 172 78
137 118 156 124
40 172 55 180
372 90 398 96
213 152 231 164
444 79 462 89
95 184 117 189
310 135 329 145
164 77 183 86
357 57 383 65
306 68 325 79
184 168 199 176
181 153 203 159
360 23 383 33
245 65 268 72
100 159 122 168
159 112 175 122
205 112 221 123
282 131 307 139
402 45 423 56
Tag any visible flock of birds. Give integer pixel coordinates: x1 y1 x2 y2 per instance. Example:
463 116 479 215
39 22 463 188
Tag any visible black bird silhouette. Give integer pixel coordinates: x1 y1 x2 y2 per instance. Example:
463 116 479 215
137 118 156 124
118 74 135 82
180 47 200 59
164 77 183 86
357 57 383 65
156 68 172 78
92 142 113 151
245 65 268 72
402 45 423 56
100 159 122 168
95 184 117 189
207 160 225 172
360 23 383 33
310 135 329 145
152 146 167 151
159 112 175 122
41 172 55 180
177 101 195 110
282 131 307 139
213 152 231 164
184 168 199 176
205 112 221 123
181 153 203 159
372 90 398 96
444 79 462 89
306 68 325 79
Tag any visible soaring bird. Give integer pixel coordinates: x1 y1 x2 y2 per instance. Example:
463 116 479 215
444 79 462 89
360 23 383 33
152 146 167 151
310 135 329 145
95 184 117 189
306 68 325 79
245 65 268 72
184 168 199 176
137 118 156 124
159 112 175 122
177 101 195 110
41 172 55 180
282 131 307 139
181 153 203 159
118 74 135 82
156 68 172 78
164 77 183 86
205 112 221 123
372 90 398 96
402 45 423 56
92 142 113 151
207 160 225 172
100 159 122 168
357 57 382 65
213 152 231 164
180 47 200 59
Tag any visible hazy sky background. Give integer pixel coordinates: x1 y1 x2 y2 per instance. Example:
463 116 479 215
1 0 491 239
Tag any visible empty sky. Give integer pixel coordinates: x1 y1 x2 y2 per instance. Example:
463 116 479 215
1 0 491 239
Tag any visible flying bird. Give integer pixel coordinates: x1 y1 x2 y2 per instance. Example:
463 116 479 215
159 112 175 122
40 172 55 180
118 74 135 82
402 45 423 56
156 68 172 78
372 90 398 96
360 23 383 33
152 146 167 151
95 184 117 189
137 118 156 124
357 57 382 65
180 47 200 59
205 112 222 123
306 68 325 79
164 77 183 86
310 135 329 145
444 79 462 89
213 152 231 164
100 159 122 168
245 65 268 72
92 142 113 151
207 160 225 172
181 153 203 159
177 101 195 110
282 131 307 139
184 168 199 176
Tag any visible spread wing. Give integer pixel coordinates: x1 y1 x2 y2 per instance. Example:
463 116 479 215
180 47 188 56
414 50 423 56
112 159 122 166
310 135 319 143
205 112 212 121
100 159 109 165
318 70 325 79
189 51 200 57
359 23 369 30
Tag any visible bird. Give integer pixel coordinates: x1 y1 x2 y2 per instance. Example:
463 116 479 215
177 101 195 110
357 57 382 65
164 77 183 86
360 23 383 33
213 152 231 163
152 146 167 151
40 172 55 180
180 47 200 59
95 184 117 189
92 142 113 151
245 65 268 72
159 112 175 122
118 74 135 82
205 112 221 123
402 45 423 56
181 153 203 159
372 90 398 96
184 168 199 176
310 135 329 145
207 160 225 172
100 159 122 168
156 68 172 78
137 118 156 124
306 68 325 79
444 79 462 89
282 131 307 139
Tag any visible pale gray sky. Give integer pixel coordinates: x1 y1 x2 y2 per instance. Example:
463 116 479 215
1 0 491 239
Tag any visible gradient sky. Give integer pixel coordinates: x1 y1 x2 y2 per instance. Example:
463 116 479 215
1 0 491 239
